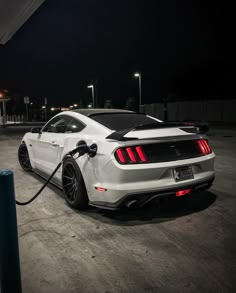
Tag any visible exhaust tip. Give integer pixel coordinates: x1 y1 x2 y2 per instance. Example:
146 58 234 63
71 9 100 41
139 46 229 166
126 199 138 208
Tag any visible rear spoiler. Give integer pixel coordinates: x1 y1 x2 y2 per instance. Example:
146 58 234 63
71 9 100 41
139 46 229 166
106 128 137 141
106 123 198 141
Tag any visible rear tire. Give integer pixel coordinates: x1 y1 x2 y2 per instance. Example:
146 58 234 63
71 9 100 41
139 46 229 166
62 157 89 210
18 144 32 172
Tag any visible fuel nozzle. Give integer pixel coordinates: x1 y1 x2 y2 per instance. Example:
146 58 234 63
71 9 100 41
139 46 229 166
88 143 97 157
69 141 97 157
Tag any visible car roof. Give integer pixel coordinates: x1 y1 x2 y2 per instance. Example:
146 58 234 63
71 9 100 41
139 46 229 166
73 108 133 117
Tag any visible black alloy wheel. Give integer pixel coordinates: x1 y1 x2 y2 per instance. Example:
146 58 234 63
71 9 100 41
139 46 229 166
18 144 32 171
62 157 88 210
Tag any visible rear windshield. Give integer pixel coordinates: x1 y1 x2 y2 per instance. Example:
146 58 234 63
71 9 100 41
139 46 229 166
90 113 159 130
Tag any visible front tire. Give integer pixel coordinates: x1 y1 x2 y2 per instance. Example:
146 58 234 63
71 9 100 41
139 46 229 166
18 144 32 172
62 157 89 210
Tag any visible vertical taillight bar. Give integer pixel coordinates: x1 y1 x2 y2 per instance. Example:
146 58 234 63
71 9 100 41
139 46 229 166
136 146 147 162
126 148 137 162
116 149 126 163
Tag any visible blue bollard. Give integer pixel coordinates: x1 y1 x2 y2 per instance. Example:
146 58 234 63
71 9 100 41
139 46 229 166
0 170 22 293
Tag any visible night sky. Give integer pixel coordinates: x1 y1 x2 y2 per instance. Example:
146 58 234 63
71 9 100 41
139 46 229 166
0 0 235 108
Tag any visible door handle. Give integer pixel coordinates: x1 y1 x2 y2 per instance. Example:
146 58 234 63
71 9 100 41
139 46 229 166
51 142 59 147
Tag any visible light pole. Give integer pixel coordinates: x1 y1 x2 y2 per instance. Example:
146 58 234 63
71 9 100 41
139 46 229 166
29 102 33 121
44 97 48 122
87 85 95 108
134 72 142 107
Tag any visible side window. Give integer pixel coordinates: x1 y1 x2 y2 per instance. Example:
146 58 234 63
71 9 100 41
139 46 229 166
66 118 85 133
52 118 68 133
42 116 71 133
42 116 61 132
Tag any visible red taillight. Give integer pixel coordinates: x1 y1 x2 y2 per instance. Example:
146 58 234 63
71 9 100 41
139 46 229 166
197 139 211 155
126 147 137 162
116 148 126 163
176 189 191 197
202 140 211 153
136 146 147 162
197 140 206 154
115 146 148 164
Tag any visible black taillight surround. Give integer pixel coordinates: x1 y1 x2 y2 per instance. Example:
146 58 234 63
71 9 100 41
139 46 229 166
114 139 212 165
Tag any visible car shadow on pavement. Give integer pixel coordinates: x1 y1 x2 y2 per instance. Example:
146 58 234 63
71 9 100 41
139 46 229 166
82 191 217 226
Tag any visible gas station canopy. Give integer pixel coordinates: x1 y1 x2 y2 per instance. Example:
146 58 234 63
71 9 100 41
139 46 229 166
0 0 46 44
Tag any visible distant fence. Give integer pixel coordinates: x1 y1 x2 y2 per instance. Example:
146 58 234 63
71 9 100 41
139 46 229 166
0 115 24 125
6 115 24 123
143 99 236 122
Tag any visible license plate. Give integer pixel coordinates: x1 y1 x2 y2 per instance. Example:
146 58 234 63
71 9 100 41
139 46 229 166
173 166 194 182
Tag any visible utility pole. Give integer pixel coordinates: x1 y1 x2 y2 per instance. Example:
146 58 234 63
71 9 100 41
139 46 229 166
44 97 48 121
0 91 9 125
2 100 6 125
87 85 95 108
134 73 142 110
24 97 30 122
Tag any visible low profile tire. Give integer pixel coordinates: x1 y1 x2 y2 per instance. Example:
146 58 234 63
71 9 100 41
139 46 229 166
18 144 32 172
62 157 89 210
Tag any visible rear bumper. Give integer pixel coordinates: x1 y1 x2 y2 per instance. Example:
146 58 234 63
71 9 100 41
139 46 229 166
89 176 215 210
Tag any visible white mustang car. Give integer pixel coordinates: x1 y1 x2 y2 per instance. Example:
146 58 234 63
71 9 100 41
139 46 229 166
18 109 215 210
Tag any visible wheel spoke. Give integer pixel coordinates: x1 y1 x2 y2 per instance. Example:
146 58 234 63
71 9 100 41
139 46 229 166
67 183 75 194
64 182 73 187
71 188 77 201
66 166 74 177
63 175 73 181
68 185 76 200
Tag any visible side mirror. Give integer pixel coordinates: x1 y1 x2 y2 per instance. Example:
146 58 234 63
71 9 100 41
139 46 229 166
31 127 42 134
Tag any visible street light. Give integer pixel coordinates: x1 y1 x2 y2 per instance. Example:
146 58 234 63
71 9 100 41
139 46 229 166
87 85 95 108
134 72 142 106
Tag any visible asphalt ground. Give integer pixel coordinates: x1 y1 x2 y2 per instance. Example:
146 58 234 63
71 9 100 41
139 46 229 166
0 125 235 293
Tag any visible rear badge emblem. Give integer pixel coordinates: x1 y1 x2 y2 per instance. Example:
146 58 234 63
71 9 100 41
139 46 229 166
175 148 181 157
171 145 181 157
